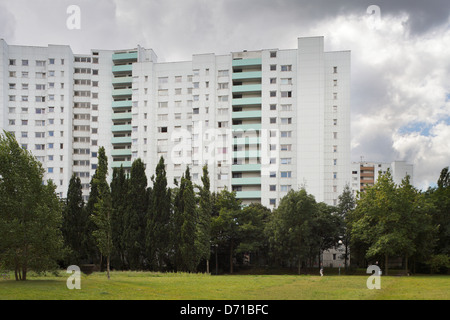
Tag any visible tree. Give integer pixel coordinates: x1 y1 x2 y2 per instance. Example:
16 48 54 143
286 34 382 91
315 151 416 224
210 188 242 273
336 184 356 271
268 188 317 274
62 174 88 265
179 167 197 272
196 165 212 272
123 159 148 269
147 156 172 270
237 203 271 266
0 131 65 280
110 166 129 269
90 147 112 279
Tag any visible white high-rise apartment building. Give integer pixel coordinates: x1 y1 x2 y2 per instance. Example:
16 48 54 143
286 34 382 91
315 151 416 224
0 36 351 208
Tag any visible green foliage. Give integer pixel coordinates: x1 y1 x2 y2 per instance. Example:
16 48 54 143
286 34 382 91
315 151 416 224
0 131 65 280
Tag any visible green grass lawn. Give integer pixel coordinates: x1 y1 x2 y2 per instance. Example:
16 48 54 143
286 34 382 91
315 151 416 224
0 271 448 300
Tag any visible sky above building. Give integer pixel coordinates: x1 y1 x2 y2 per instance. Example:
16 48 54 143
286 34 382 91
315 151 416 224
1 0 449 190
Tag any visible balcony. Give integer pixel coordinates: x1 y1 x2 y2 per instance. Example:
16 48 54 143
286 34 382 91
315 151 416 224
235 191 261 199
233 137 260 145
111 160 132 168
232 84 262 93
232 97 262 106
232 71 262 80
231 177 261 185
111 149 132 157
112 51 138 63
232 58 262 67
232 123 262 131
232 150 261 158
112 88 132 98
112 100 132 109
111 112 132 121
111 136 132 144
232 110 262 119
231 164 261 172
111 124 132 132
112 64 133 74
112 76 133 86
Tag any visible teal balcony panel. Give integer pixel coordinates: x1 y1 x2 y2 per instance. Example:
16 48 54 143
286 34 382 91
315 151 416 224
232 123 262 131
231 164 261 172
232 58 262 67
232 110 262 119
233 137 260 145
232 150 261 158
111 136 132 144
235 191 261 199
112 100 132 108
111 149 132 157
232 71 262 80
111 124 132 132
232 84 262 93
112 88 133 97
112 76 133 86
232 97 262 106
112 112 132 121
231 177 261 185
112 64 133 73
112 52 138 62
111 160 132 168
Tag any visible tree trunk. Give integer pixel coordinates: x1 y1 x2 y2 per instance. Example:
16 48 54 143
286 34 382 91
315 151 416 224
206 259 209 274
405 255 408 272
385 254 389 276
107 255 110 280
298 255 301 275
229 240 234 274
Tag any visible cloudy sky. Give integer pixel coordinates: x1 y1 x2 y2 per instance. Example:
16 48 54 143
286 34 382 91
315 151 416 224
1 0 449 190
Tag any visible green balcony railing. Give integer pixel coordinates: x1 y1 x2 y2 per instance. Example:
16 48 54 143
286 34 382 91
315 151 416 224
232 97 262 106
231 177 261 185
232 110 262 119
232 150 261 158
232 84 262 93
111 112 132 121
231 164 261 172
232 123 262 131
111 136 132 144
232 58 262 67
111 160 132 168
110 149 132 157
232 71 262 80
112 52 138 62
112 64 133 73
112 88 133 97
112 100 132 108
235 191 262 199
111 124 132 132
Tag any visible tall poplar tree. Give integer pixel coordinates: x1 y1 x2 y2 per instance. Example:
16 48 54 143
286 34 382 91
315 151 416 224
147 156 171 270
196 165 212 272
90 147 113 279
62 173 87 265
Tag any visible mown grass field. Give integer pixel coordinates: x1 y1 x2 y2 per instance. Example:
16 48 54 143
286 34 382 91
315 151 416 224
0 271 448 300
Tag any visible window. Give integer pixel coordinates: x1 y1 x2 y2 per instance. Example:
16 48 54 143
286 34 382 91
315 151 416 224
49 58 55 65
281 91 292 98
218 83 228 89
280 78 292 85
48 168 53 173
270 64 277 71
281 131 292 138
269 199 276 206
270 51 277 58
270 104 277 110
270 171 276 178
9 59 16 66
281 158 291 164
281 65 292 72
218 70 229 77
281 171 292 178
270 78 277 84
270 185 276 191
333 66 338 73
280 185 291 192
270 117 277 124
158 127 168 133
281 118 292 124
270 91 276 97
280 144 292 151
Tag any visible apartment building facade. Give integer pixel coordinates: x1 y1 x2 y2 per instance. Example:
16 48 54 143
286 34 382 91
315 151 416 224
0 36 351 208
351 160 414 196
